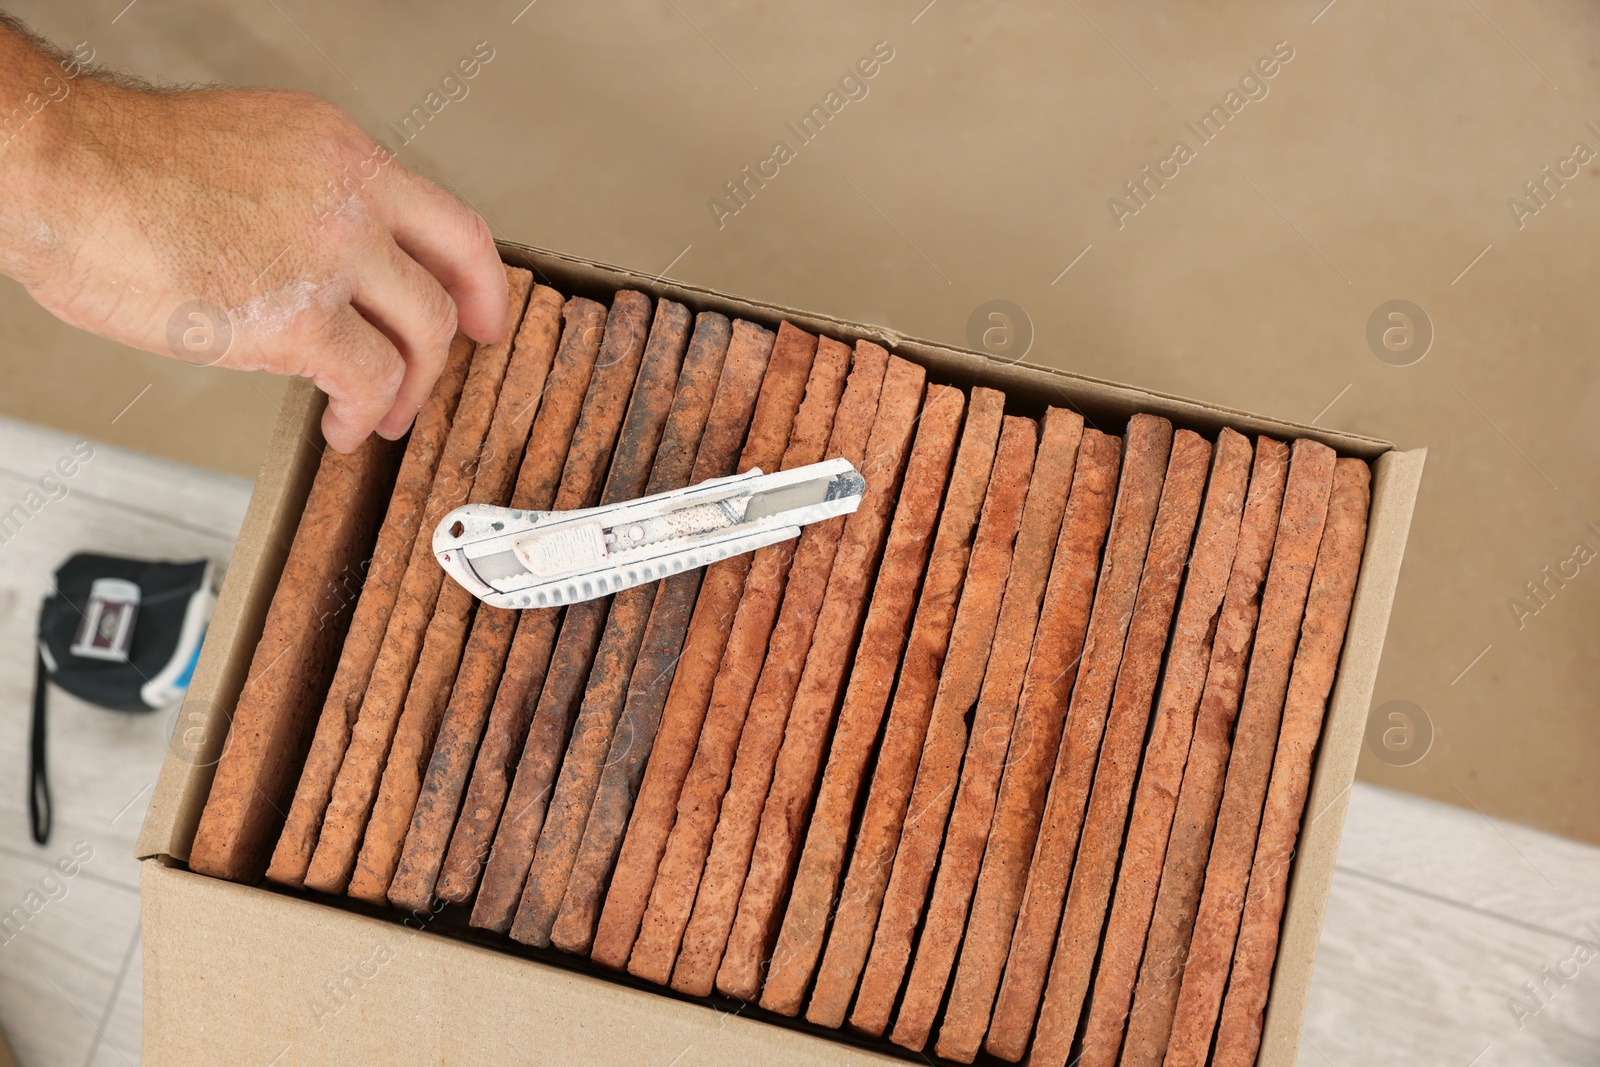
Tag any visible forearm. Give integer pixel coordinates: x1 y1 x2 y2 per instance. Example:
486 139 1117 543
0 21 105 286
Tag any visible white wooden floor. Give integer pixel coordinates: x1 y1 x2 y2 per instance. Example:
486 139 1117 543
0 416 250 1067
0 416 1594 1067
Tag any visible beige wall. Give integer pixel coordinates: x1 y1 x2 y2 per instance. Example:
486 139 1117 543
3 0 1597 842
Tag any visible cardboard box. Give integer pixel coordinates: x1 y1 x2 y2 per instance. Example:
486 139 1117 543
136 243 1425 1066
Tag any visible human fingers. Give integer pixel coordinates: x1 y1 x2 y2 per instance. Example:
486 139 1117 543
306 304 408 452
351 237 459 440
383 172 508 344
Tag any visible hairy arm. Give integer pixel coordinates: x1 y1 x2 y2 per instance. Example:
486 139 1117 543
0 18 508 451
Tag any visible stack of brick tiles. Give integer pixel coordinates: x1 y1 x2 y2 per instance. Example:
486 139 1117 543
193 271 1373 1067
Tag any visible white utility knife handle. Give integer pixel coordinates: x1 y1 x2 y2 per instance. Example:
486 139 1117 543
433 458 866 609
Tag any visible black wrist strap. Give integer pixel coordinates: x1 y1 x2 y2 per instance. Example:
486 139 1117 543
30 641 52 846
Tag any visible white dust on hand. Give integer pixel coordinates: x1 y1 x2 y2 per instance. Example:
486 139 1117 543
229 276 340 341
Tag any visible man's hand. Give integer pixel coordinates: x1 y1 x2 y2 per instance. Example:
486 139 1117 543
0 22 509 452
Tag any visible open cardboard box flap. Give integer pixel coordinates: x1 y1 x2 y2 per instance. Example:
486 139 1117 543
137 243 1424 1067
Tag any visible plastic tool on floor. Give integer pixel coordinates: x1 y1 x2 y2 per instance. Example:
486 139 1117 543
434 458 866 609
31 553 214 844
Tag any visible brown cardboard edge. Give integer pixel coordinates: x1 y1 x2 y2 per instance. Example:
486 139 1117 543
500 243 1395 462
141 861 906 1066
1256 446 1427 1066
135 378 325 863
